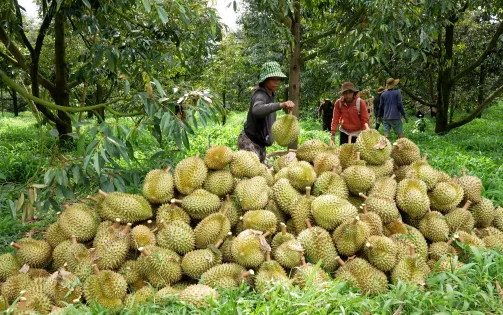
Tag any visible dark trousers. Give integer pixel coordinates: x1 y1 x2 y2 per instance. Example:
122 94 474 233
238 130 266 162
322 118 331 131
375 122 381 130
339 131 358 146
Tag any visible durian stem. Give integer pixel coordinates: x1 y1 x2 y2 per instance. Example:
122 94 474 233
92 264 100 275
71 236 77 244
422 154 428 161
159 220 168 229
226 195 231 202
121 223 132 235
366 242 374 249
305 187 311 198
164 166 172 173
305 219 312 229
360 204 367 213
393 142 401 149
280 222 287 235
461 169 467 177
195 152 200 159
451 176 457 184
358 192 368 200
262 231 271 238
300 255 307 266
215 239 224 248
87 195 98 202
266 251 271 261
463 200 472 211
288 149 297 153
446 238 454 246
72 298 80 304
19 297 27 311
139 247 152 256
57 211 61 217
391 174 396 179
242 270 254 278
335 256 345 266
10 242 22 249
221 205 229 217
171 199 183 205
355 152 360 160
352 216 360 224
98 189 108 197
113 218 121 229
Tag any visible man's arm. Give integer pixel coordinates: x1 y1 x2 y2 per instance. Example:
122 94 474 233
397 92 408 122
251 91 281 118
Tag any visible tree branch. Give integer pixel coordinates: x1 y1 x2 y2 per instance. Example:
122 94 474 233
447 83 503 130
382 63 436 106
453 19 503 82
14 0 35 55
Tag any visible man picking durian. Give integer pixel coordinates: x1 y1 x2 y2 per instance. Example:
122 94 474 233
238 61 295 162
330 82 370 146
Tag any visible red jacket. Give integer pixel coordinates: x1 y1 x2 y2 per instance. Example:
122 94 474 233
331 96 369 135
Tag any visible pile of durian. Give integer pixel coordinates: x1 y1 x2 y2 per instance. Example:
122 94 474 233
1 129 503 314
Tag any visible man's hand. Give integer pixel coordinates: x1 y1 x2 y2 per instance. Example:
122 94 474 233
364 123 370 130
330 139 335 147
280 101 295 110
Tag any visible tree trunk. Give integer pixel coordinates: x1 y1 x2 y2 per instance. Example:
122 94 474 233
95 83 105 120
435 23 455 134
1 88 3 116
11 88 18 116
476 64 486 118
287 0 301 149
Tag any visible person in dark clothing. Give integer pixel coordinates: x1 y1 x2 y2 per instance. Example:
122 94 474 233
373 86 385 130
238 61 295 162
318 99 334 131
378 77 408 139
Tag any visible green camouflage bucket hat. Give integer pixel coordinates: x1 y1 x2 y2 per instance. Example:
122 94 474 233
258 61 287 83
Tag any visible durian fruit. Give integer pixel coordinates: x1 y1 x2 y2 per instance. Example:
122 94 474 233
297 220 339 272
291 187 315 234
428 238 457 261
157 220 195 255
179 284 219 308
457 169 483 203
0 295 7 311
221 195 243 228
203 170 235 197
274 167 290 182
272 178 301 215
475 227 503 250
137 247 182 288
11 238 52 268
231 230 270 268
1 273 33 303
391 247 430 286
174 153 208 195
334 256 388 295
241 210 277 234
130 224 156 250
391 138 421 166
265 200 286 232
219 234 235 263
494 207 503 232
287 161 317 191
396 175 430 218
469 197 495 228
428 255 464 272
347 194 366 208
338 137 357 170
358 204 384 236
273 152 297 173
142 166 174 204
204 145 233 170
429 178 464 213
363 235 398 272
436 170 452 183
155 286 180 304
272 113 300 146
230 150 262 178
64 236 91 271
341 152 376 195
292 256 330 289
194 208 231 249
255 251 289 293
359 193 400 225
369 175 397 199
407 154 438 190
20 289 52 315
58 203 100 242
235 176 269 210
367 159 394 178
181 237 226 279
354 129 392 165
93 222 131 270
98 190 153 223
453 231 485 262
388 223 429 261
47 267 83 306
118 260 145 291
156 203 191 227
83 265 127 312
312 169 348 199
273 238 303 269
271 223 296 253
311 194 358 231
333 216 371 256
45 219 67 248
72 248 96 283
199 263 252 289
260 164 275 186
124 285 155 308
313 151 340 175
445 201 475 233
172 189 220 220
0 253 20 282
394 164 412 182
296 139 328 163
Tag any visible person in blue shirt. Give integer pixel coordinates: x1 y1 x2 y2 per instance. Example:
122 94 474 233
378 78 408 139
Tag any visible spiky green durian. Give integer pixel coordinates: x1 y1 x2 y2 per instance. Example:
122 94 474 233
341 153 376 195
271 223 296 252
359 192 400 225
334 256 388 295
428 239 457 261
130 224 156 250
265 200 286 232
242 210 277 234
272 178 300 215
418 210 449 243
363 235 398 272
469 197 495 228
235 176 269 210
58 203 100 242
204 145 234 170
173 189 220 220
358 204 384 236
47 268 83 307
297 220 339 272
457 169 483 203
313 151 341 175
273 239 303 269
367 159 394 178
387 223 428 260
396 175 430 218
93 223 131 270
179 284 219 308
272 114 300 146
292 256 331 289
203 170 235 197
274 167 290 182
1 273 32 303
84 265 127 311
311 194 358 231
476 227 503 250
287 161 317 191
296 139 328 163
11 238 51 268
255 251 289 293
390 138 421 166
0 253 20 282
157 220 195 255
333 216 371 256
220 195 243 228
181 239 225 279
355 129 392 165
98 191 152 223
494 207 503 232
391 247 430 285
313 169 348 198
407 155 438 190
124 285 155 308
338 140 357 170
231 230 268 268
45 220 67 248
142 167 174 204
199 263 252 289
291 187 315 234
118 260 144 288
273 152 298 173
194 209 231 249
156 203 191 227
429 179 464 213
445 201 475 233
137 247 182 287
230 150 262 178
369 175 397 199
174 153 208 195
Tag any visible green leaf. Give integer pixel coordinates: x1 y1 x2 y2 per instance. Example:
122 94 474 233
44 169 55 186
180 119 195 135
181 129 190 149
107 49 115 71
124 79 130 95
142 0 151 13
82 0 91 9
49 129 59 137
74 121 92 127
72 165 80 184
93 152 101 175
153 78 166 97
156 6 169 24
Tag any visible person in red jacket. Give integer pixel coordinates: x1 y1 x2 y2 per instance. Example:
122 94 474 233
330 82 370 146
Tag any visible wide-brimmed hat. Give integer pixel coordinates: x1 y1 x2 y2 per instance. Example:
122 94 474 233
386 78 400 89
338 82 359 94
259 61 287 83
377 86 385 94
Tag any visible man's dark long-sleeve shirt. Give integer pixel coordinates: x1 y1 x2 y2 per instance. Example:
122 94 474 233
379 89 407 120
373 94 381 117
244 87 281 146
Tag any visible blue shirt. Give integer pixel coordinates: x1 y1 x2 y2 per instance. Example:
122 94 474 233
379 89 407 120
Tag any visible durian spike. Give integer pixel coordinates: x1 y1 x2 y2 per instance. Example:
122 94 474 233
409 246 416 257
365 242 374 249
87 195 98 203
461 169 467 177
348 135 353 144
305 187 311 198
10 242 22 249
19 290 26 297
280 222 287 235
360 204 367 213
355 152 361 160
422 154 428 161
305 219 312 229
242 270 254 279
266 251 271 261
92 264 100 275
164 166 172 173
358 192 368 200
138 247 152 256
239 216 244 221
71 235 77 244
262 231 271 238
462 200 472 210
98 189 108 197
300 255 307 266
19 297 27 311
113 218 121 229
121 223 132 235
171 198 183 205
